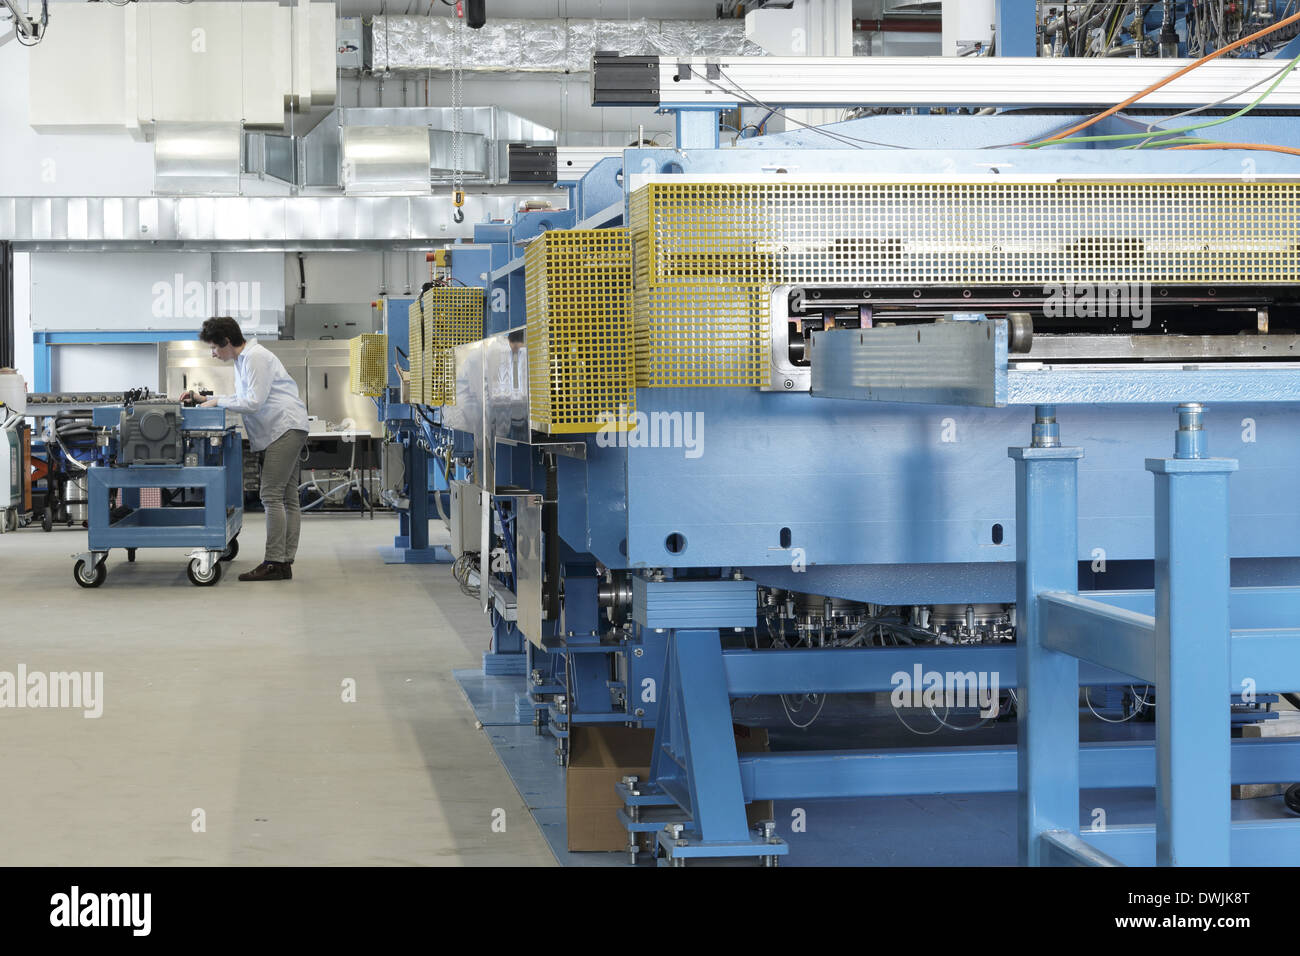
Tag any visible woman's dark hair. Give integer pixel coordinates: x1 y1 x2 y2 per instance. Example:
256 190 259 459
198 316 246 348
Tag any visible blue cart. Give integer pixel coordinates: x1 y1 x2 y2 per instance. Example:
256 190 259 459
73 406 243 587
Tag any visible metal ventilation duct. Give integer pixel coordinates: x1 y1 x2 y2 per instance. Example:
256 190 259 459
370 15 764 72
0 194 552 250
247 107 556 190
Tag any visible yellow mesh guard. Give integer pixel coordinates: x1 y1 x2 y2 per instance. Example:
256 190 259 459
526 229 635 434
407 299 425 405
349 333 388 397
422 293 435 406
631 180 1300 286
630 180 1300 386
630 186 770 387
425 286 484 406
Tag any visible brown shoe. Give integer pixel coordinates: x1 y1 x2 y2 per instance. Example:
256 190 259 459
283 563 293 580
238 561 289 582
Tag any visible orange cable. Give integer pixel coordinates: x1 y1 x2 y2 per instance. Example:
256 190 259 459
1169 141 1300 156
1038 10 1300 144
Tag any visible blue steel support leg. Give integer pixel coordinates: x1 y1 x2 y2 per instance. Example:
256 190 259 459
1009 405 1084 866
409 440 429 552
381 428 449 563
653 630 750 844
1145 404 1237 866
34 334 52 392
225 432 242 516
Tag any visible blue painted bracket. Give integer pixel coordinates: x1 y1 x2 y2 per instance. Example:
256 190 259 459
34 331 196 393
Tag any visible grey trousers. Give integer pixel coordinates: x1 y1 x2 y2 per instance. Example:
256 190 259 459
259 428 308 563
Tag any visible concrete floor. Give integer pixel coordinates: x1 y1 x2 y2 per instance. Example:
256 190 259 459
0 513 555 866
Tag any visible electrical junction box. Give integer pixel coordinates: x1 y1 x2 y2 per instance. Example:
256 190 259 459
450 479 481 558
337 16 366 71
381 441 406 500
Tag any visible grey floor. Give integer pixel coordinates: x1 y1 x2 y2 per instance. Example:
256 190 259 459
0 513 555 866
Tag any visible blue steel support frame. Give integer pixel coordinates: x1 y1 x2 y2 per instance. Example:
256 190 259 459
1014 405 1300 866
1009 407 1083 866
1146 408 1236 866
379 411 450 565
649 628 783 862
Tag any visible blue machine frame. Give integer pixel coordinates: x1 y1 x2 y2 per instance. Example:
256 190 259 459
394 39 1300 865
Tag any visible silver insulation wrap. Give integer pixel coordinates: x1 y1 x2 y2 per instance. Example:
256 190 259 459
371 16 766 73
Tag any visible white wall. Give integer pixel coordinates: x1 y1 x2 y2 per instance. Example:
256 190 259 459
285 251 433 304
30 252 284 332
54 345 160 393
0 38 155 196
17 248 423 390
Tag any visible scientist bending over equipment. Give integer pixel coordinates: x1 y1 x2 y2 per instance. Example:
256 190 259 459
183 316 309 582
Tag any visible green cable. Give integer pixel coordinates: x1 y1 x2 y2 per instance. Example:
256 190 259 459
1020 50 1300 150
1126 50 1300 149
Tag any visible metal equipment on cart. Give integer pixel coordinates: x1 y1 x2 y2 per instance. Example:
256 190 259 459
24 390 160 532
72 400 242 588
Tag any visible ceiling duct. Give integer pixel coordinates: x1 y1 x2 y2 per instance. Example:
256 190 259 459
369 15 764 72
248 106 555 191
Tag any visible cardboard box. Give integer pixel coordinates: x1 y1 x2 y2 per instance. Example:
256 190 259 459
1232 715 1300 799
566 723 773 853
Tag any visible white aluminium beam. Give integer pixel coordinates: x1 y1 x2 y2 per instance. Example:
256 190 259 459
652 56 1300 110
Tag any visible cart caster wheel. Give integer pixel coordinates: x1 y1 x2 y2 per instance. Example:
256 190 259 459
1286 784 1300 816
220 537 239 561
73 559 107 588
187 558 222 587
127 549 137 563
42 508 53 533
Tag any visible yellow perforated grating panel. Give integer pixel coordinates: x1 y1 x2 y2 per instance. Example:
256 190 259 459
630 186 770 388
526 229 636 434
631 181 1300 287
424 286 484 406
634 283 767 388
629 180 1300 387
350 333 389 397
407 299 425 405
422 296 436 407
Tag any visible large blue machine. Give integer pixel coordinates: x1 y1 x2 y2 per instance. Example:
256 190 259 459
390 23 1300 865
